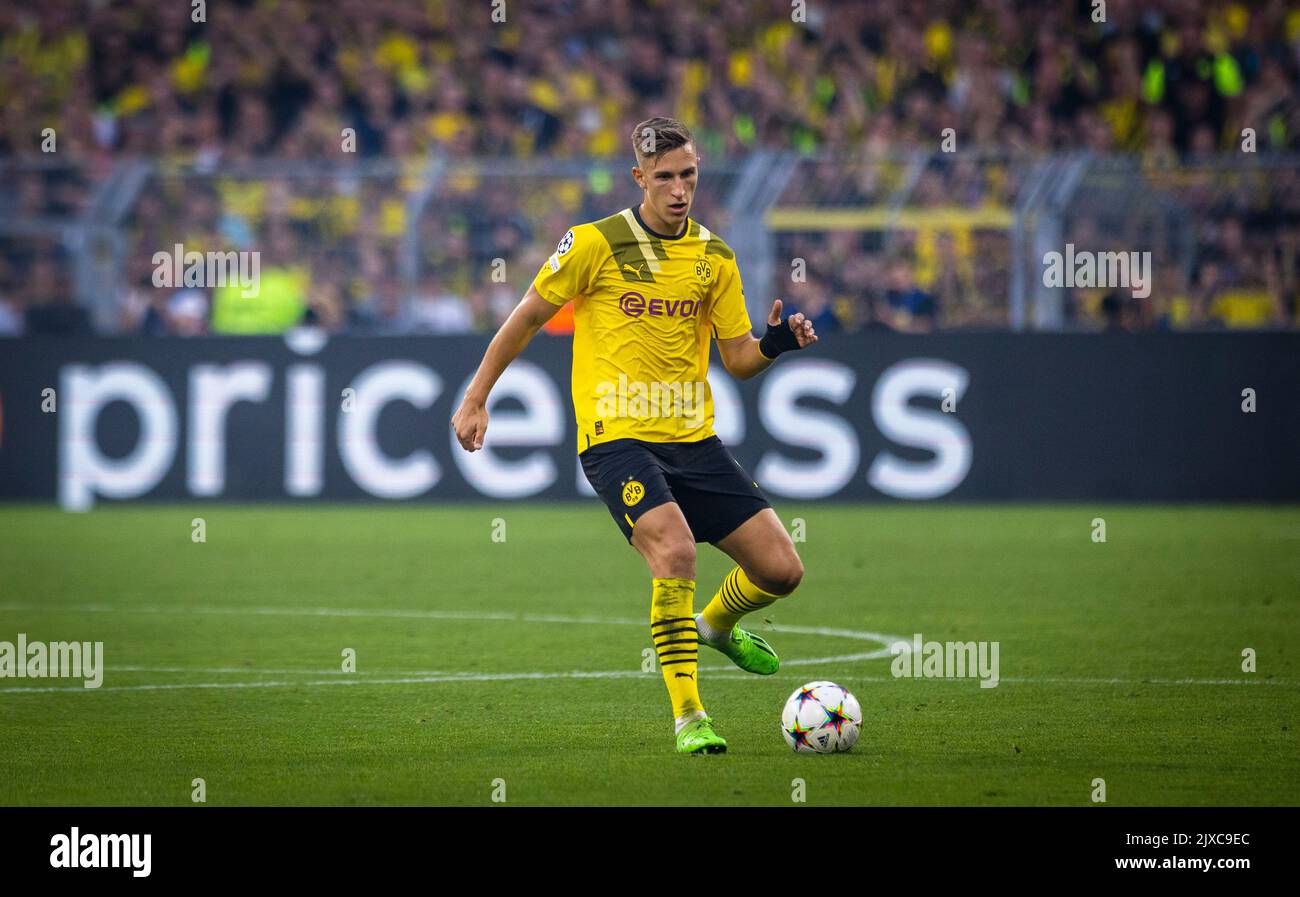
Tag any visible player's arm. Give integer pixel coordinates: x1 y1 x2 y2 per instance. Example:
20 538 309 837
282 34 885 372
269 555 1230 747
451 285 561 452
716 298 818 381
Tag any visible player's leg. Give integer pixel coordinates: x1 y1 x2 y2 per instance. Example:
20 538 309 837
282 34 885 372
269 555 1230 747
663 437 802 675
629 503 725 754
712 506 805 596
579 440 724 753
695 508 804 673
629 499 695 579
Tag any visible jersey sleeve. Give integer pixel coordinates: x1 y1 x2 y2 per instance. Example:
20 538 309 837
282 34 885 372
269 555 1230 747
709 254 754 340
532 225 601 306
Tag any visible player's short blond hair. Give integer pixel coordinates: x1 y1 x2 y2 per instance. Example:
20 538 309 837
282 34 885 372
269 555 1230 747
631 117 694 167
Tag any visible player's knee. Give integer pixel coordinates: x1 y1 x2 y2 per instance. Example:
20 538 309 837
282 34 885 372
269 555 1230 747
753 554 803 597
657 537 697 578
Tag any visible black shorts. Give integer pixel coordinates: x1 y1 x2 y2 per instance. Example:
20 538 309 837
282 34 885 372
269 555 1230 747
579 435 771 544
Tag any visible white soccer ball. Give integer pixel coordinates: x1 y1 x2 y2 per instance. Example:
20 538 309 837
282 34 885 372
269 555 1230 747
781 680 862 753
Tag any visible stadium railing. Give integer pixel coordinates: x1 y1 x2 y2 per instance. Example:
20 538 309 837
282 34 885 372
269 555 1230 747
1 151 1295 334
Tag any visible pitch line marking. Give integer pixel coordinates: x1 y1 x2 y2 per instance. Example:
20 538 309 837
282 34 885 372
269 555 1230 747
0 602 903 692
2 671 1296 695
0 602 904 665
98 663 1300 686
0 604 1293 693
0 602 901 655
0 601 900 640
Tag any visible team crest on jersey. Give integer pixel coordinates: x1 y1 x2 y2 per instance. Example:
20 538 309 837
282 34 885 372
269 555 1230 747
621 479 645 506
556 230 575 256
694 258 713 284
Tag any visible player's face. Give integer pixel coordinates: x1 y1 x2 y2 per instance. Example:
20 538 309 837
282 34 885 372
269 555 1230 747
635 145 698 231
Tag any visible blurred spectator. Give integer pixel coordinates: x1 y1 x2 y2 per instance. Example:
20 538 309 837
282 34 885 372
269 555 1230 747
406 276 475 334
782 277 842 333
139 287 209 336
884 256 939 332
1 0 1297 335
0 294 23 336
4 1 1295 164
0 256 23 336
210 230 309 334
21 254 91 335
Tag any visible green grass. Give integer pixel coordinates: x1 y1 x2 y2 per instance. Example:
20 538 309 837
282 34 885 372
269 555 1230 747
1 503 1297 806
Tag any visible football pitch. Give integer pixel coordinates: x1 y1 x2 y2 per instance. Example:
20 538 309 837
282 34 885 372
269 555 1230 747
1 503 1296 806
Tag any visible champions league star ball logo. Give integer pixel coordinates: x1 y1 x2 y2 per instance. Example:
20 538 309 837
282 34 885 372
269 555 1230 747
556 230 574 256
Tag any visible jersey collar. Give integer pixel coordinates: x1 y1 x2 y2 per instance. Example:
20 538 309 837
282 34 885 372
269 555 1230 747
631 204 689 241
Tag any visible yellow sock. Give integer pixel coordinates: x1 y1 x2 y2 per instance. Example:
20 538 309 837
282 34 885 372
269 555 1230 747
700 565 784 636
650 577 703 719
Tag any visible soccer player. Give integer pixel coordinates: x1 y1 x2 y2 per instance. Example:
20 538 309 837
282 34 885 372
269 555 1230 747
451 117 816 754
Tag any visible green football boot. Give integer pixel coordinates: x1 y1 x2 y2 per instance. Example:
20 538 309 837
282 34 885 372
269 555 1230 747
676 715 728 754
696 615 780 675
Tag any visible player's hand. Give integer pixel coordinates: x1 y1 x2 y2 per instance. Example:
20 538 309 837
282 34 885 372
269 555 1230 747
768 299 818 349
451 399 488 452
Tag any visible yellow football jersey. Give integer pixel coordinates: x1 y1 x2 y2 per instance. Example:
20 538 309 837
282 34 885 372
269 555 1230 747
532 207 753 452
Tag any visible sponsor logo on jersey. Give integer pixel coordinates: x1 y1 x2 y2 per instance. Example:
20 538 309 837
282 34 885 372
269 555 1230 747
618 291 699 319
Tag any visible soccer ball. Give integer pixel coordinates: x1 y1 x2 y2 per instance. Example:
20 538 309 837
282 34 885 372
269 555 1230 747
781 680 862 753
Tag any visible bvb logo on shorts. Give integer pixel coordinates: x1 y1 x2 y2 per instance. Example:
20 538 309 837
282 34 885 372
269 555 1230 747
694 258 713 284
621 479 645 506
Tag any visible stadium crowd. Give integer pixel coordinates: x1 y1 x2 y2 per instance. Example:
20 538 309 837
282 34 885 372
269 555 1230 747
0 0 1296 335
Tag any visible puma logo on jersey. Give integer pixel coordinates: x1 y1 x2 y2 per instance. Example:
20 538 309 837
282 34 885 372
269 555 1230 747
622 262 646 278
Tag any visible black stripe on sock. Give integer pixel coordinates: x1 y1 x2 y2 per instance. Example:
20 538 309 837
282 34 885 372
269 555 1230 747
651 617 694 628
720 583 746 613
654 638 698 649
659 659 697 666
723 573 745 603
722 590 759 611
657 649 698 658
728 575 769 611
652 626 697 639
